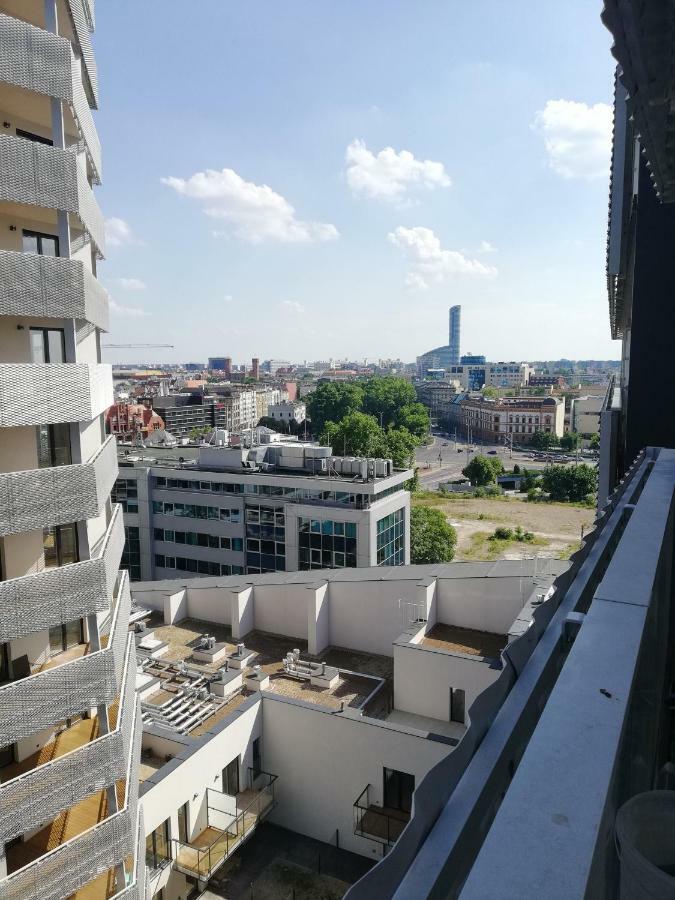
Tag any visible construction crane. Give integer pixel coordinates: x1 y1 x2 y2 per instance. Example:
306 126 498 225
101 343 174 349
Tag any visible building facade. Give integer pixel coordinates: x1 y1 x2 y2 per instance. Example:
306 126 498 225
0 3 143 897
447 395 564 444
448 304 461 366
570 395 603 438
105 402 164 441
268 400 306 425
115 443 411 582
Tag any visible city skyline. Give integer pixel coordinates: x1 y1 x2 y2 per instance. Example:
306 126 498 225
95 0 618 365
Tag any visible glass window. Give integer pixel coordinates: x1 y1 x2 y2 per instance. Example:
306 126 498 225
22 229 59 257
155 554 165 568
43 524 78 568
37 424 72 468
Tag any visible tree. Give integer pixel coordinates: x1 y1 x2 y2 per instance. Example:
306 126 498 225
395 402 430 440
530 431 556 450
481 386 499 399
320 412 386 458
462 454 504 486
189 426 211 441
541 463 597 502
362 377 416 428
257 416 302 436
410 507 457 564
590 433 601 449
384 427 419 468
560 432 580 451
306 382 364 434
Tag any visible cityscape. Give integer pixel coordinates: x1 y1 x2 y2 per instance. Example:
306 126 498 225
0 3 673 900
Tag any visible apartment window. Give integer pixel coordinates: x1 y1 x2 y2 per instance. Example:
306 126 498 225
49 619 84 656
297 517 357 571
22 229 59 257
37 423 72 468
122 526 141 581
450 687 466 724
376 508 405 567
145 818 170 870
30 327 65 364
43 524 78 568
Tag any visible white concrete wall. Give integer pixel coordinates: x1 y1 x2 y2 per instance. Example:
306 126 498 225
252 582 308 640
436 577 526 635
328 580 420 657
393 639 500 723
186 586 231 625
262 697 451 859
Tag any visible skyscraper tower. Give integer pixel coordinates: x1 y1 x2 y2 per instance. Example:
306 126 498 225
448 305 461 365
0 2 143 897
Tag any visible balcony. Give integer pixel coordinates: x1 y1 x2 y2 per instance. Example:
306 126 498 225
0 689 141 900
0 434 118 537
0 12 102 179
0 133 104 254
0 635 136 844
353 785 410 846
0 361 112 427
0 503 124 642
0 248 108 330
66 0 99 108
172 770 278 880
0 570 130 746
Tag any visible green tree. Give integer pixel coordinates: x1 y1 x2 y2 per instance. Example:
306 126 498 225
306 382 364 434
530 431 556 450
462 454 504 486
560 432 580 451
384 427 419 468
590 433 600 449
320 412 386 458
362 377 416 428
481 386 499 399
395 402 430 440
541 464 597 502
410 507 457 564
188 426 211 441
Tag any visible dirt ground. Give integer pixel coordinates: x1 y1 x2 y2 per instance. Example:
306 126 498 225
414 494 595 561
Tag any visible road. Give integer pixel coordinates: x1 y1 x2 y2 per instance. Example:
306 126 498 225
415 434 595 489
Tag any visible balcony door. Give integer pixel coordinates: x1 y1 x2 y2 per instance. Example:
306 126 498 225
48 619 84 656
37 423 72 468
383 767 415 814
222 756 240 796
30 327 65 364
43 524 79 568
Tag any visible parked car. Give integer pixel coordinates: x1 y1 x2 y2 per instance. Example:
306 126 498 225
487 450 497 455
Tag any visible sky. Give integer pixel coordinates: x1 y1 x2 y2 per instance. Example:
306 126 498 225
94 1 619 366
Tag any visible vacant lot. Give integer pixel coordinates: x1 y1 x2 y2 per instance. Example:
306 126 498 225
413 492 594 561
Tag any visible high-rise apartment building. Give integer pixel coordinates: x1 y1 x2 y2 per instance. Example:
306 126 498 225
0 3 143 897
448 304 461 366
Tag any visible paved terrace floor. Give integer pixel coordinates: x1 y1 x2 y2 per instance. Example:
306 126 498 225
421 623 507 659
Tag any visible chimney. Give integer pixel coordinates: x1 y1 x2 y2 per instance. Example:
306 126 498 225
251 357 260 380
224 357 232 378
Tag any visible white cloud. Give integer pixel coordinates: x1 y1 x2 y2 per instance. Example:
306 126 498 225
346 139 450 202
478 240 497 253
533 99 612 179
113 277 147 291
104 217 134 247
388 226 498 290
109 299 148 318
281 300 305 315
161 168 339 243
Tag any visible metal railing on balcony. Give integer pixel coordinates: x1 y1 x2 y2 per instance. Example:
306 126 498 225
0 434 118 537
0 248 109 330
0 634 136 843
353 785 410 846
66 0 99 107
0 361 113 428
0 685 142 900
0 503 123 642
172 770 278 880
0 571 130 746
0 133 105 254
0 13 102 179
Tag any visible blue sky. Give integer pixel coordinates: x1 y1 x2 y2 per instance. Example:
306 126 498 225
95 1 618 366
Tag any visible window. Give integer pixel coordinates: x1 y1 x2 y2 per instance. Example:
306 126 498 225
177 803 189 844
30 327 65 364
16 128 53 146
145 818 170 871
43 524 78 568
48 619 84 656
37 424 72 468
450 687 466 724
376 508 405 567
22 229 59 257
297 517 358 571
222 757 240 796
122 526 141 581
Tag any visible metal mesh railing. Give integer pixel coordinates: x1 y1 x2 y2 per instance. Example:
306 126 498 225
66 0 98 106
0 636 135 843
0 248 107 329
0 571 129 746
0 435 117 537
0 362 113 427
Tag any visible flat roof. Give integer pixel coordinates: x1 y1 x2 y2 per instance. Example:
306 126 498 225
421 624 507 660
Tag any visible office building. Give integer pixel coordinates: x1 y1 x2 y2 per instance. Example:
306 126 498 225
115 441 412 581
0 3 143 897
460 354 486 365
149 394 215 437
207 357 231 376
131 560 563 900
448 304 461 365
570 395 603 438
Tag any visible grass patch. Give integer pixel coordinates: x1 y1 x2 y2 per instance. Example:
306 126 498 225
556 540 583 560
461 530 549 562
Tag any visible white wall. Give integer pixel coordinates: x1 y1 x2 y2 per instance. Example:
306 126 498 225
262 697 451 859
393 639 500 723
436 577 526 635
252 582 308 640
328 580 420 657
186 586 231 625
